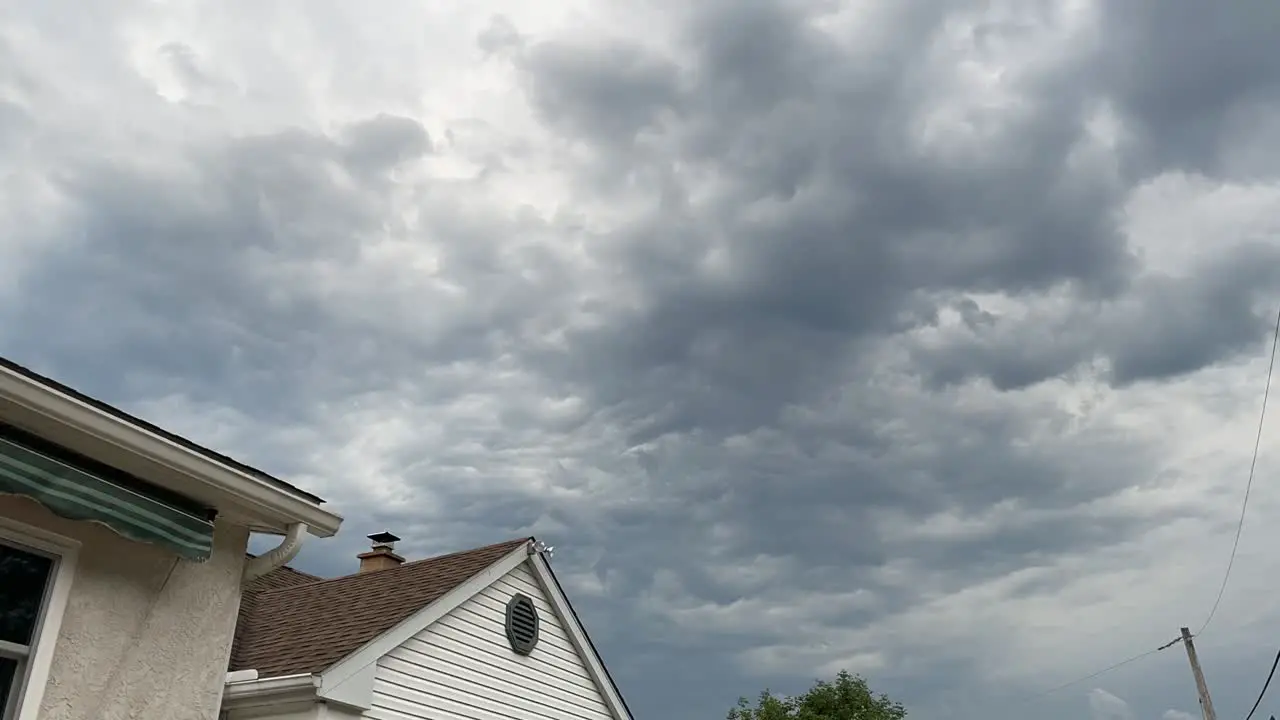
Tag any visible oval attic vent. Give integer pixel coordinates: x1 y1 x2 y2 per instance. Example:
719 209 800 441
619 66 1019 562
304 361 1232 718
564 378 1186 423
505 593 540 655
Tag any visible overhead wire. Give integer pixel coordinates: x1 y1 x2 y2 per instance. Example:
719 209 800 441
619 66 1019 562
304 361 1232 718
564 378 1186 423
1244 648 1280 720
1023 304 1280 709
1197 302 1280 637
1022 635 1183 702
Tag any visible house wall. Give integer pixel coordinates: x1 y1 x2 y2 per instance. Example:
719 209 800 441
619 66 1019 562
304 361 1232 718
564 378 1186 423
0 493 249 720
365 559 616 720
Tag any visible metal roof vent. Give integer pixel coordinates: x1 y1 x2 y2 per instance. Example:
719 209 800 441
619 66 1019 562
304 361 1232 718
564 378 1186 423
368 530 400 550
505 593 539 655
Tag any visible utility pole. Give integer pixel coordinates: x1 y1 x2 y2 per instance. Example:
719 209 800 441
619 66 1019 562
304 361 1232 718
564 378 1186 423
1181 627 1218 720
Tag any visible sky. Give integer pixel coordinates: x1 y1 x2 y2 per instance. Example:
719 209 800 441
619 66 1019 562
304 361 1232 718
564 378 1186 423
3 1 1280 719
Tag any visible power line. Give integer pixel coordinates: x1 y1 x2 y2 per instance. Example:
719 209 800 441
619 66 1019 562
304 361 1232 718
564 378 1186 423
1244 648 1280 720
1016 305 1280 715
1024 635 1183 701
1198 302 1280 637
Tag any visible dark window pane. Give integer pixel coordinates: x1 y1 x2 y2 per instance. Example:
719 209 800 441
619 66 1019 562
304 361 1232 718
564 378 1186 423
0 543 53 646
0 656 17 718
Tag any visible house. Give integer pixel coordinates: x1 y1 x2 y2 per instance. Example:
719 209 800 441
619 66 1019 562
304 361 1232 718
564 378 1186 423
224 532 634 720
0 355 635 720
0 358 344 720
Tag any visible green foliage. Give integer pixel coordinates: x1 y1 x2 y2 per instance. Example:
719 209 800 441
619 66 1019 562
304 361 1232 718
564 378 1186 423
726 670 907 720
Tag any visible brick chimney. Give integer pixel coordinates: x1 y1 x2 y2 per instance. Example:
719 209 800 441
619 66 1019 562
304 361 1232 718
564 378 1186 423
357 531 405 573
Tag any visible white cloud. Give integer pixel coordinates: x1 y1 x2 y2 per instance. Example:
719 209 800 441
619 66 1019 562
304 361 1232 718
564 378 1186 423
1090 689 1135 720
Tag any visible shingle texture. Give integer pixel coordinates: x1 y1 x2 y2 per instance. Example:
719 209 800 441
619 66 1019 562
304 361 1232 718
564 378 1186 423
229 556 323 671
230 538 530 677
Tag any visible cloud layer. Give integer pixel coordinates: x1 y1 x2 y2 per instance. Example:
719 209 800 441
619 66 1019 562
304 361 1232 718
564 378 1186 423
5 1 1280 719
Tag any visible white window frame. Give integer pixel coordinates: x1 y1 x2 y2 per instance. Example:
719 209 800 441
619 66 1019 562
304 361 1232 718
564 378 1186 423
0 515 79 720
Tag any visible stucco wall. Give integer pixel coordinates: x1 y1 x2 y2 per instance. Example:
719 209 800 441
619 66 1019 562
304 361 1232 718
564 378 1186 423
0 494 249 720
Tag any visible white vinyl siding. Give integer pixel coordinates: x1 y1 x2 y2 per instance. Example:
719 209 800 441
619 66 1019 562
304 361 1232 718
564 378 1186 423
365 561 614 720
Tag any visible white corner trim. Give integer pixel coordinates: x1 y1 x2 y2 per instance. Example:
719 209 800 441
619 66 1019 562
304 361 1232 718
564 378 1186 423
527 551 633 720
317 662 376 712
0 515 80 720
0 364 342 536
318 542 534 706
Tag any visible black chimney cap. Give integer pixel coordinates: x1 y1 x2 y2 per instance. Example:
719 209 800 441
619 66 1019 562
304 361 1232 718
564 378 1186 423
368 531 400 545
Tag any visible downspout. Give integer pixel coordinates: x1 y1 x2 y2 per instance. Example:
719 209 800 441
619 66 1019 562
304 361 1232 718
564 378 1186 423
242 522 308 583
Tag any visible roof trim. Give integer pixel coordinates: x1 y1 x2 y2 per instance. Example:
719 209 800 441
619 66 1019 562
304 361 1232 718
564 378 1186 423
0 359 342 537
317 541 534 708
528 549 634 720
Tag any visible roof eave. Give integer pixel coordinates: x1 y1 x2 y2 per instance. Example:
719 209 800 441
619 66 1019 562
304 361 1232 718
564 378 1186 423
0 363 343 537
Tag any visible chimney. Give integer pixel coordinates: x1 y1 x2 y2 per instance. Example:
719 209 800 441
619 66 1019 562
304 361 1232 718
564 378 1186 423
357 531 405 573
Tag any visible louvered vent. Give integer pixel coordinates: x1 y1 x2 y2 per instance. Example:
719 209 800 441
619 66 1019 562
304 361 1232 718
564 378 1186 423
505 593 540 655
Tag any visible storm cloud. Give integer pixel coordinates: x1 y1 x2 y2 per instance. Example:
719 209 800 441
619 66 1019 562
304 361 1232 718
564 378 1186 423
4 1 1280 719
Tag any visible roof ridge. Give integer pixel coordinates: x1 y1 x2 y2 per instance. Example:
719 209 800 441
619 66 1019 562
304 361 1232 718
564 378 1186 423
253 536 532 597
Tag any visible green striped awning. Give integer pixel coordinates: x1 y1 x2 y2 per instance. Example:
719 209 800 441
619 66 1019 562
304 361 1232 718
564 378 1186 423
0 430 215 562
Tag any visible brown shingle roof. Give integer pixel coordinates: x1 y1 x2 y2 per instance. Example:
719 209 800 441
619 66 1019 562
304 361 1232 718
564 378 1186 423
230 555 324 670
230 538 531 677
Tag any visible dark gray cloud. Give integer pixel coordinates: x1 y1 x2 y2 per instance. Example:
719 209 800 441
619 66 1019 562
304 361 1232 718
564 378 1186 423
1095 1 1280 179
908 240 1280 391
5 1 1280 720
515 0 1280 406
513 0 1139 434
501 1 1280 716
3 117 433 414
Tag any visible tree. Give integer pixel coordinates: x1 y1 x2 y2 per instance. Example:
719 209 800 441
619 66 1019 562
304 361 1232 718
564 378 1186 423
727 670 907 720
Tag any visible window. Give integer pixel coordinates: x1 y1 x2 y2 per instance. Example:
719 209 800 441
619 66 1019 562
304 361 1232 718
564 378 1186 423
0 518 76 720
0 540 54 720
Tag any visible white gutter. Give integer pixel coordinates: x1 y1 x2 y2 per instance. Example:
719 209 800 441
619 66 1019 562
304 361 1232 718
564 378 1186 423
243 522 307 582
0 365 343 536
223 673 320 708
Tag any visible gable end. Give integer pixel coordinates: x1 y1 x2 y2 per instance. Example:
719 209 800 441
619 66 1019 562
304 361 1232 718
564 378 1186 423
323 551 632 720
